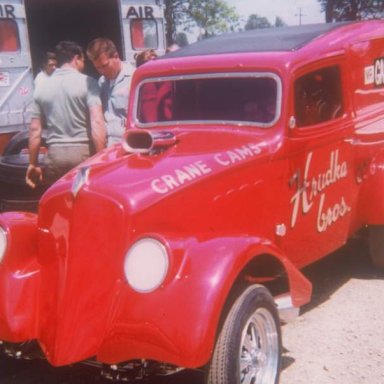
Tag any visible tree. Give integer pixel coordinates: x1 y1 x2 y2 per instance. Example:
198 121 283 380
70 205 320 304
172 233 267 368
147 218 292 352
318 0 384 22
164 0 188 46
183 0 240 39
274 16 287 27
164 0 240 44
175 32 189 47
244 14 271 30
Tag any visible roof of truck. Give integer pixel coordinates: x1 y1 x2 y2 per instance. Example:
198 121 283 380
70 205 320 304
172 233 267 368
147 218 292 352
164 22 353 58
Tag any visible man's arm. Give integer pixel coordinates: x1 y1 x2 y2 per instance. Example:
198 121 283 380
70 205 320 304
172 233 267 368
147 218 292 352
89 104 106 152
25 117 43 188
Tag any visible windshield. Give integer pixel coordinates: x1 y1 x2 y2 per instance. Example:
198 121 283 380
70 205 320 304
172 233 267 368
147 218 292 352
136 73 280 126
0 19 19 52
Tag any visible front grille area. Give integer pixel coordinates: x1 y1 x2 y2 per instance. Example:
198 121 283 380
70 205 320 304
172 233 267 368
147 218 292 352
37 188 128 365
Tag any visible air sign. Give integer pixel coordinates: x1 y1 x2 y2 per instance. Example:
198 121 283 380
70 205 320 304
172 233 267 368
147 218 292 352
123 5 162 19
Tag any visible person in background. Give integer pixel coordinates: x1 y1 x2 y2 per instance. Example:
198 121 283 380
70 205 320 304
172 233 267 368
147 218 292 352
26 41 106 188
133 49 173 123
87 38 135 146
34 51 57 88
135 49 158 67
166 43 180 53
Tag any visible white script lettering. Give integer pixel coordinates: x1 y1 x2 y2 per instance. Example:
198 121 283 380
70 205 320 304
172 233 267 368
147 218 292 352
290 150 349 230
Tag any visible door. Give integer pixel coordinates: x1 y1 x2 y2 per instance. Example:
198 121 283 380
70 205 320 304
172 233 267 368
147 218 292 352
279 61 357 268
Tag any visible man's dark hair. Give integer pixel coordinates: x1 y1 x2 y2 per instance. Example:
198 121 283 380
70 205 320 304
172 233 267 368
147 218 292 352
86 38 118 61
55 41 83 66
42 51 57 66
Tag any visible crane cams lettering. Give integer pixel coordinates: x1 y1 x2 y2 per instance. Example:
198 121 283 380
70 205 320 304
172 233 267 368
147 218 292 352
151 143 264 194
289 150 351 233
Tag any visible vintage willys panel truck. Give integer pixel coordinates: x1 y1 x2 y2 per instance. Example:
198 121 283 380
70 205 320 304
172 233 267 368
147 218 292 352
1 21 384 384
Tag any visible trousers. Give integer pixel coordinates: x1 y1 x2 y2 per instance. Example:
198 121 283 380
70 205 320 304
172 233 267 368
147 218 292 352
44 144 91 183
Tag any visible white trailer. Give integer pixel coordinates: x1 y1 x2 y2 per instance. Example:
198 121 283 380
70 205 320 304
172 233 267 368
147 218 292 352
0 0 166 149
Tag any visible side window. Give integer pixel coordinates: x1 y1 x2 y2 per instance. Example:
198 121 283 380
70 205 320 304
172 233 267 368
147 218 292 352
0 19 19 52
294 66 343 127
131 19 158 50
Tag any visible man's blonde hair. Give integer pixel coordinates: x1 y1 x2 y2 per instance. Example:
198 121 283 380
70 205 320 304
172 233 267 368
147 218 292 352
86 38 118 61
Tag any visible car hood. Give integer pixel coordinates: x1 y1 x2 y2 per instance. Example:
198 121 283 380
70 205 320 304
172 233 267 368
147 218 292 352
41 127 280 214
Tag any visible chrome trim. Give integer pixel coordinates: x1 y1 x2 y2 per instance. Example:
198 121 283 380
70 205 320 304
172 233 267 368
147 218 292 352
0 226 7 264
71 167 90 198
275 293 300 323
122 130 176 154
275 223 287 237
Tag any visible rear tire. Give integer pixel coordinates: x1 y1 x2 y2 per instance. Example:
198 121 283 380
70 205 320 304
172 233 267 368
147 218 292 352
368 225 384 269
207 285 281 384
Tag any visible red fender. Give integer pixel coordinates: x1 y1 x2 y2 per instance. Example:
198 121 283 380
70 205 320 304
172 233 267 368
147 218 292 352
0 212 40 342
97 234 311 368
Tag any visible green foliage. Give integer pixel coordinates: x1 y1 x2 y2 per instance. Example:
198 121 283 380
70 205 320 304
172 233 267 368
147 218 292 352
185 0 240 38
164 0 240 43
164 0 289 44
164 0 188 46
318 0 384 22
244 14 271 30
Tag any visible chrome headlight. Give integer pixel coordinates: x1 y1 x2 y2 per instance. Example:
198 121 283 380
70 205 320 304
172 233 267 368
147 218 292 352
124 238 169 293
0 227 7 263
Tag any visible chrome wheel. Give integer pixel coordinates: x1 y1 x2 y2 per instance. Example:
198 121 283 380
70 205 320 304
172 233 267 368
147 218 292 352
207 285 281 384
240 308 279 384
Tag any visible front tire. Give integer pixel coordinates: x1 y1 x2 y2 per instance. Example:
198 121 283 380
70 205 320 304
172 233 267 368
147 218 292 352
207 285 281 384
368 225 384 269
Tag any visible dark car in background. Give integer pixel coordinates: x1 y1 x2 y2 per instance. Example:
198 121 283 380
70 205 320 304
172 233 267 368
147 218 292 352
0 130 48 212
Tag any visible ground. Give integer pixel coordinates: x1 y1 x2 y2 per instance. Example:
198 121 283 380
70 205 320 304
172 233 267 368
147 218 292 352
281 238 384 384
1 237 383 383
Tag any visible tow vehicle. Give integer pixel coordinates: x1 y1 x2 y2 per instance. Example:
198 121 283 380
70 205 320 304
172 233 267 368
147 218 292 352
1 21 384 384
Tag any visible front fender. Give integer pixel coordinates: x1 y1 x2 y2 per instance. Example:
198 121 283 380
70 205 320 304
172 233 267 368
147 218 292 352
0 212 40 342
98 234 311 368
